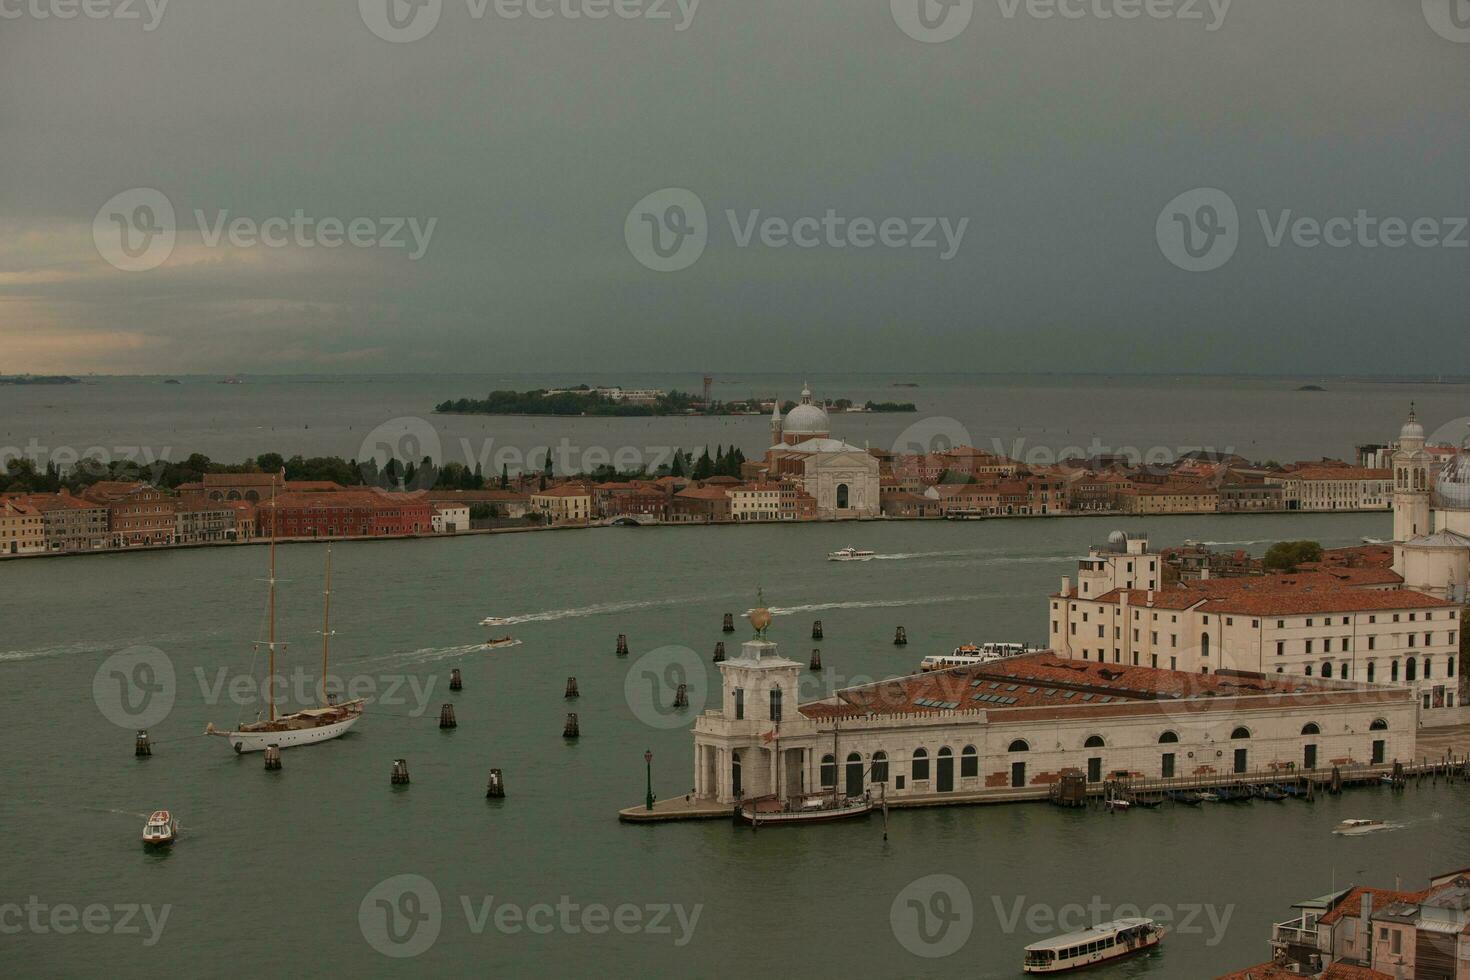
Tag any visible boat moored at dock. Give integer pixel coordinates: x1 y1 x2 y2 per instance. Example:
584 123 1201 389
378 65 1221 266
1022 918 1164 973
737 793 874 826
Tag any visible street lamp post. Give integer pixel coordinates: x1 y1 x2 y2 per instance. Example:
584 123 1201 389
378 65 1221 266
644 749 655 811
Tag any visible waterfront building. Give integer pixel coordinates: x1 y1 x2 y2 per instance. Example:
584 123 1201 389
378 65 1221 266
761 385 880 519
430 502 469 533
1115 483 1220 514
1051 558 1465 726
83 481 177 548
0 497 45 555
427 488 532 519
728 482 782 521
669 484 731 523
178 472 282 503
1272 467 1392 512
529 484 592 524
11 490 108 552
255 489 432 538
1392 405 1470 601
1218 482 1287 512
1223 868 1470 978
174 498 246 544
690 630 1416 806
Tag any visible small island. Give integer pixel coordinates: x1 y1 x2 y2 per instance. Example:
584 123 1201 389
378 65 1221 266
0 374 80 385
1297 384 1326 392
436 386 916 417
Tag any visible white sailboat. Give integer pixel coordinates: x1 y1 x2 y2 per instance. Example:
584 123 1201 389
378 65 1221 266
206 484 364 753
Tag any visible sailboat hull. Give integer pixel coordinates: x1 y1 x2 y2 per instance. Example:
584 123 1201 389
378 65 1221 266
224 713 361 753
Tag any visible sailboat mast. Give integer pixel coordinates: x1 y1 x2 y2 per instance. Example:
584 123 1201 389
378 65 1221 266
320 544 332 706
267 473 279 723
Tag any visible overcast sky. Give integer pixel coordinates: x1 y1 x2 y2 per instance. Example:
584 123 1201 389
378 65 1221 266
3 0 1468 375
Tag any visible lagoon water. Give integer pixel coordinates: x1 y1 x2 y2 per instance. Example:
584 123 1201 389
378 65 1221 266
5 510 1469 978
4 373 1470 476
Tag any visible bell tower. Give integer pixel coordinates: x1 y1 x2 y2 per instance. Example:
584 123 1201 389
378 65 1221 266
1393 403 1431 547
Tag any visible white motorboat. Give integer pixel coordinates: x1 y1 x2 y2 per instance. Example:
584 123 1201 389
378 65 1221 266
141 810 178 848
483 636 520 650
1023 918 1164 973
827 546 875 562
1333 818 1390 836
207 500 364 754
479 616 514 626
919 642 1036 672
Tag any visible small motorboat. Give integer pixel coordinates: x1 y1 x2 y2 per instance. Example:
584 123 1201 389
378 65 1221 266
483 636 520 649
1197 792 1221 803
142 810 178 848
1333 819 1390 837
479 616 514 627
827 546 875 562
1105 799 1131 812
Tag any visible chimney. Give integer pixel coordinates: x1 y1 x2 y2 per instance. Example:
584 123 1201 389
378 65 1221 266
1146 589 1155 608
1061 577 1071 598
1360 891 1373 960
1200 568 1211 581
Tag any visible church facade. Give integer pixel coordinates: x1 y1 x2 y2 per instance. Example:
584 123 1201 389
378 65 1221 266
760 385 880 520
1392 406 1470 601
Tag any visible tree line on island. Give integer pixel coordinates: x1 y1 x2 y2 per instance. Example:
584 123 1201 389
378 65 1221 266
433 387 915 416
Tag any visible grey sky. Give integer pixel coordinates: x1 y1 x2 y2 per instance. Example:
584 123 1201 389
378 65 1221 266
2 0 1467 375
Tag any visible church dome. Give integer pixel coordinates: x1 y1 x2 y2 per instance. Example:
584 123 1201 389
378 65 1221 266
1400 405 1425 444
781 385 830 436
1437 448 1470 510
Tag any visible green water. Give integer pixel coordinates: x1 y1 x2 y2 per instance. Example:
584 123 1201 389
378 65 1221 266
4 513 1467 978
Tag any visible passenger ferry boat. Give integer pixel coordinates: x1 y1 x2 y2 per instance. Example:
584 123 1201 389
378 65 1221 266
827 546 876 562
1022 918 1164 973
483 636 520 649
919 642 1034 672
141 811 178 848
1333 818 1390 836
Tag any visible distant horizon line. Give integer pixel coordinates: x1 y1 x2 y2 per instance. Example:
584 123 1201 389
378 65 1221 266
7 371 1470 383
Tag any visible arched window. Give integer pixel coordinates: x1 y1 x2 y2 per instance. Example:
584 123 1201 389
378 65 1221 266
1008 739 1029 753
1301 722 1321 736
1370 718 1389 731
1231 727 1251 740
1200 633 1209 658
820 753 836 788
961 745 978 778
1158 731 1179 744
1321 662 1333 680
1084 735 1105 748
1367 661 1376 683
836 483 850 509
937 746 953 759
871 751 888 783
1406 657 1418 682
912 747 930 781
1305 665 1313 676
1391 660 1400 682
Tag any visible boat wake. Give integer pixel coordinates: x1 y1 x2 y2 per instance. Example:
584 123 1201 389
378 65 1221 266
770 593 989 615
0 633 201 664
371 642 505 666
480 593 732 626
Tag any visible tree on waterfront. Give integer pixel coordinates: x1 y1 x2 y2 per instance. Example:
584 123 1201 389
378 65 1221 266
1263 540 1323 572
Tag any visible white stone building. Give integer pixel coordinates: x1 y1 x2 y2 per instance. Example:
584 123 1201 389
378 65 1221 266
762 385 880 520
728 482 782 521
691 627 1416 806
1393 405 1470 601
431 503 470 533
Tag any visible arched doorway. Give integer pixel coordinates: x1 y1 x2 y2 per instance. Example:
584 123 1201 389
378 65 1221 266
845 752 864 797
1159 731 1178 778
836 483 850 509
1230 727 1251 774
936 747 954 792
1084 734 1105 783
1008 739 1029 788
1301 722 1320 770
